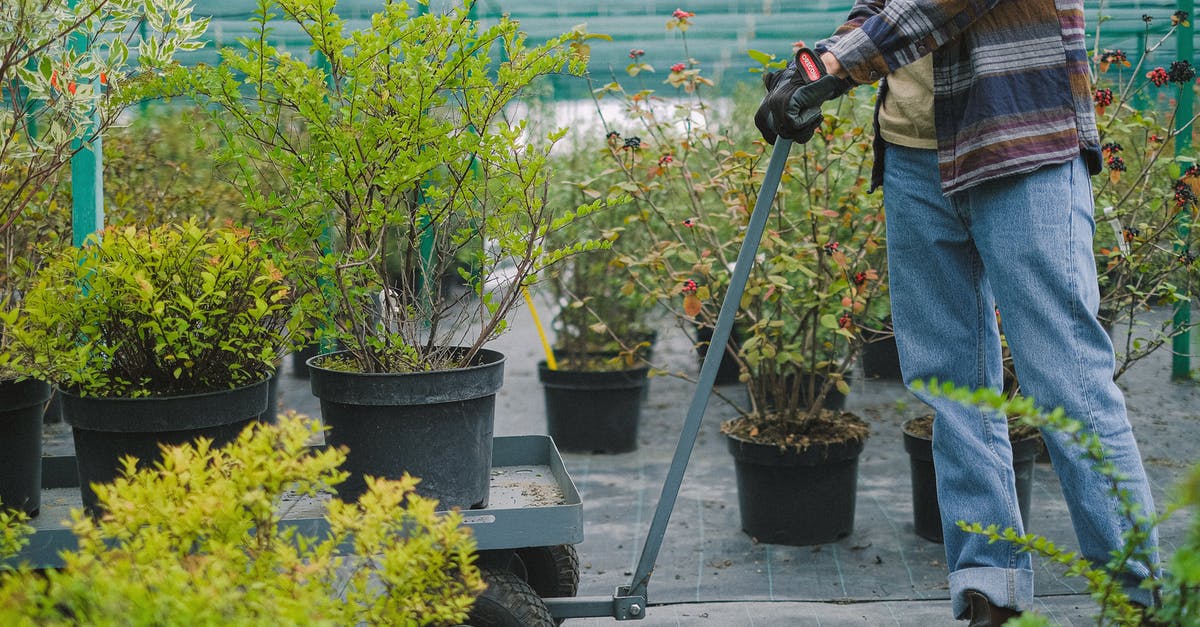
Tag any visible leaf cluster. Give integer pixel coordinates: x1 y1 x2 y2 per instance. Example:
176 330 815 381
12 220 296 397
0 0 209 236
918 381 1199 626
0 415 484 625
174 0 610 373
572 23 888 427
1090 11 1200 379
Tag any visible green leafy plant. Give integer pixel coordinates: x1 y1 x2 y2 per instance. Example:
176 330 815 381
100 106 248 226
13 220 295 397
177 0 611 373
574 10 887 442
539 166 650 369
917 381 1198 626
1089 8 1200 379
0 509 31 566
0 0 209 234
0 0 209 381
0 415 484 624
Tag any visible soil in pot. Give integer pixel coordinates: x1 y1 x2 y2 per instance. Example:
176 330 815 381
0 379 52 516
307 348 504 509
902 415 1041 543
538 359 649 454
722 411 869 546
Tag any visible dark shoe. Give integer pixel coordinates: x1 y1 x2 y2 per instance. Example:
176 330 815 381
966 590 1020 627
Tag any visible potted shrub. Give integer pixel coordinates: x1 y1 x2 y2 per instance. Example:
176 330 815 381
901 323 1043 542
578 12 889 545
537 191 655 454
0 416 485 624
1089 16 1200 377
181 0 609 507
0 0 208 516
901 415 1040 543
12 221 295 511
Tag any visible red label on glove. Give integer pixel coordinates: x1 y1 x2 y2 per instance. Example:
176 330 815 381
797 50 822 81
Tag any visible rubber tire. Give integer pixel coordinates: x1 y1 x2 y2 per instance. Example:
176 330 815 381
463 567 554 627
516 544 580 598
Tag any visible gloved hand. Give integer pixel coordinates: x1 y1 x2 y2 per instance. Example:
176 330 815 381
754 48 853 145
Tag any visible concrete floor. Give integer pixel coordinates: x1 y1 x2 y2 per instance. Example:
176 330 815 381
269 305 1198 626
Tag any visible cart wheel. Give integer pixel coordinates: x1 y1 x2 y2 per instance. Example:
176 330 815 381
516 544 579 598
463 566 555 627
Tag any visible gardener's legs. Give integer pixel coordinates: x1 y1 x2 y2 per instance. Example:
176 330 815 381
965 156 1159 607
884 144 1032 618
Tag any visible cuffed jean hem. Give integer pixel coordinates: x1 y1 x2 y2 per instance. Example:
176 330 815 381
949 567 1034 619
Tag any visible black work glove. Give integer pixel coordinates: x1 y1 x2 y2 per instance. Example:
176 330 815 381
754 48 854 145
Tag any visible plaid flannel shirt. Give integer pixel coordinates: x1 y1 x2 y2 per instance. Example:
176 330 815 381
817 0 1102 194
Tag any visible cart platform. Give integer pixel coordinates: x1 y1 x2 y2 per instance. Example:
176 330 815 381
9 434 583 568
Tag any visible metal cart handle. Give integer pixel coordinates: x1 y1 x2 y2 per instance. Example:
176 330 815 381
546 138 794 621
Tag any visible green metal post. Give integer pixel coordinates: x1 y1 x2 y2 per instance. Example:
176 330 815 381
1173 0 1194 380
412 1 480 307
68 0 103 246
314 50 338 352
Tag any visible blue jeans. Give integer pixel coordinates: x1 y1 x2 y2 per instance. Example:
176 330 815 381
882 144 1159 618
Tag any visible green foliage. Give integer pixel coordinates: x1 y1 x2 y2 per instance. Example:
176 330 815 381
13 221 296 397
175 0 609 373
0 0 209 235
0 509 31 566
917 380 1199 626
100 106 247 226
0 0 209 381
572 18 888 428
0 416 484 625
540 144 652 368
1090 12 1200 379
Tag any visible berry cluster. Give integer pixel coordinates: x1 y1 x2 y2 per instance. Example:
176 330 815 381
823 241 840 253
1174 179 1197 207
1168 60 1196 84
1094 88 1113 114
1098 49 1130 70
1147 67 1169 87
681 279 698 294
629 49 645 60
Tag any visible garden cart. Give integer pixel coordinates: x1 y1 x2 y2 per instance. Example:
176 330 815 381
13 139 794 625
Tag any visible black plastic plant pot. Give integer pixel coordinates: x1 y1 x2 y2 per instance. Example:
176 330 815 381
537 361 649 454
61 379 269 513
292 341 321 378
0 379 52 516
726 433 866 546
902 419 1039 543
307 348 505 509
694 325 742 385
861 334 903 381
259 368 281 424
